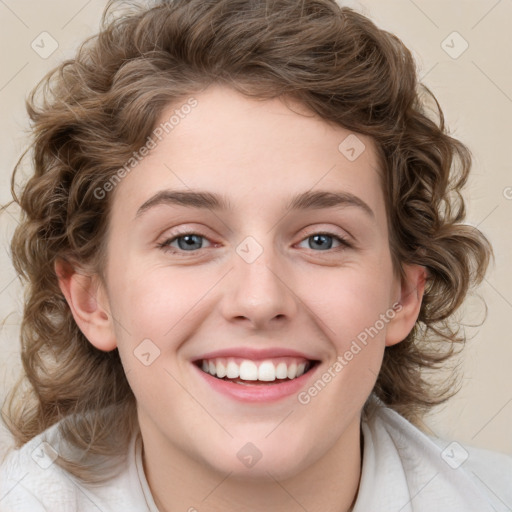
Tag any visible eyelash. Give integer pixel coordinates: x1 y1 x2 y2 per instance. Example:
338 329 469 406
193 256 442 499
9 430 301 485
157 228 353 255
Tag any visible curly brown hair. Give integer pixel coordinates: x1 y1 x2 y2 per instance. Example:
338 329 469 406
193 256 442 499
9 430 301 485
1 0 491 483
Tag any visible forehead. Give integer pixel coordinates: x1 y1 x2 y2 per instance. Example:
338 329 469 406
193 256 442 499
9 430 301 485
110 84 385 223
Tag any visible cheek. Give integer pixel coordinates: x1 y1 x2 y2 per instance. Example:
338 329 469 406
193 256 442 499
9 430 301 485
312 262 395 343
109 263 217 346
108 267 203 403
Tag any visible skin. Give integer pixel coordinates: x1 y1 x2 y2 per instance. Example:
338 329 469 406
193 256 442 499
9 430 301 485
56 84 425 512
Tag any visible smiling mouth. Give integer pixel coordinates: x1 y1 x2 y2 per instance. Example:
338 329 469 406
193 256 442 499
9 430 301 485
194 357 320 385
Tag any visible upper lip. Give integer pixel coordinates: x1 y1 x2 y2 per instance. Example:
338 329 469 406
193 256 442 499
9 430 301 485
193 347 320 362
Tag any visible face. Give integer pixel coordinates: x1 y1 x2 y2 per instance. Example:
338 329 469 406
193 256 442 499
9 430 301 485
66 84 423 482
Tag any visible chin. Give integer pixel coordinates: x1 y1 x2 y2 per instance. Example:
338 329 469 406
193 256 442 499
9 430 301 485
199 441 316 483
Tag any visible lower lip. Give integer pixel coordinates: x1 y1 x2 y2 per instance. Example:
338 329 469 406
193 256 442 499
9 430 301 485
192 362 320 403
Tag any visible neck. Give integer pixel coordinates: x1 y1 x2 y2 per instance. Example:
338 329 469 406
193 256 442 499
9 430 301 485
141 416 363 512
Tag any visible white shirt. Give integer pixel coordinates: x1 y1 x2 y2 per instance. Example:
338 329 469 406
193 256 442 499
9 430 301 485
1 396 510 511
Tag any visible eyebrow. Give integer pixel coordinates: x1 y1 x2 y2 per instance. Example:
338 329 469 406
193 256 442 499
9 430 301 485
134 189 375 219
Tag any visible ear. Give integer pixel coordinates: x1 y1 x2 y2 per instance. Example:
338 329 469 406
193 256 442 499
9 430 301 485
54 258 117 351
385 264 427 347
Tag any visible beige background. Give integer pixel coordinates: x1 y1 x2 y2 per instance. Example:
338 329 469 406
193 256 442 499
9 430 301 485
0 0 511 459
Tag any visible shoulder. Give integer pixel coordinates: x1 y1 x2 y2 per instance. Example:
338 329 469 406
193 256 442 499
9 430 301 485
0 422 80 511
0 420 144 512
438 440 512 506
362 395 512 512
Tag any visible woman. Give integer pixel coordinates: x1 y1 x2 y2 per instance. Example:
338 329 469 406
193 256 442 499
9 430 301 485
1 1 510 510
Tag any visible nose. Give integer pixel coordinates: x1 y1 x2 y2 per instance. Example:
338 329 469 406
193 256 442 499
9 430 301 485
220 241 298 331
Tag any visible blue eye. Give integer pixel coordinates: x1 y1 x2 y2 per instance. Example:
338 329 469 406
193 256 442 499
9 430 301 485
297 233 351 251
158 231 351 254
158 232 212 253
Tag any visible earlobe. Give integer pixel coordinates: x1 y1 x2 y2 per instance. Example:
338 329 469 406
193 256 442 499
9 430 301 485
54 259 117 352
385 264 427 347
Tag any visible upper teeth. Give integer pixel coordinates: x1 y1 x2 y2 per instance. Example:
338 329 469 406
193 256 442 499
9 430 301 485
200 358 310 381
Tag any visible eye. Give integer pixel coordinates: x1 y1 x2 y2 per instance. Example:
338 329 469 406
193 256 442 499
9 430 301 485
157 231 213 253
296 232 351 252
157 229 352 255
